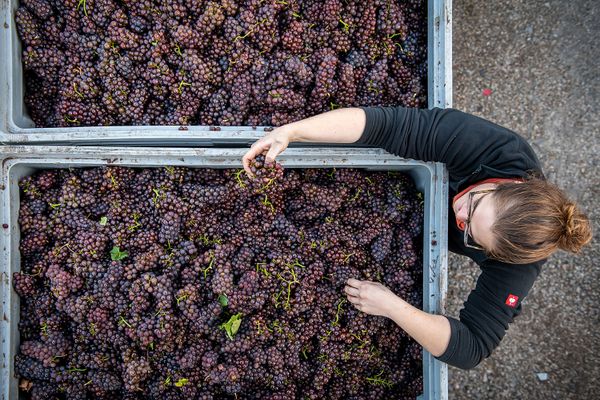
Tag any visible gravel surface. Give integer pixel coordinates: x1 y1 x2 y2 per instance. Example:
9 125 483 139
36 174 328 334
449 0 599 398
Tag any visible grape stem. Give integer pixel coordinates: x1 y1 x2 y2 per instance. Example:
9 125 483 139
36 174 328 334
338 17 351 32
366 370 393 388
76 0 88 17
233 169 247 188
203 251 215 279
261 194 275 213
72 83 84 99
118 316 132 328
331 298 347 327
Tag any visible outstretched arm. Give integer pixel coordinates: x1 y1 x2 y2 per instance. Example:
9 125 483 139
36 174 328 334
244 106 542 184
345 278 451 357
242 108 366 175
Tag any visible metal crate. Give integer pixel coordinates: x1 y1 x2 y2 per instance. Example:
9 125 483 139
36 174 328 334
0 146 448 399
0 1 452 145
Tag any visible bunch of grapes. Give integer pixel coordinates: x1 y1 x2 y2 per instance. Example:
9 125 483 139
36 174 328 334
16 0 427 128
15 158 424 399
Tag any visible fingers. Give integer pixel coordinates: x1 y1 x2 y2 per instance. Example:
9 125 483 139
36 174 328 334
346 278 362 289
264 142 283 165
344 285 359 298
242 141 270 177
344 283 362 311
242 149 255 176
346 294 360 305
349 299 364 314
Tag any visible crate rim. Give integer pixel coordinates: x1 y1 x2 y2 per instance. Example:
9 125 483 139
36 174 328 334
0 146 448 400
0 0 452 144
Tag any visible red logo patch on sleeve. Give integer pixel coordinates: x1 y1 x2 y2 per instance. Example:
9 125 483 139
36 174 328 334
505 294 519 307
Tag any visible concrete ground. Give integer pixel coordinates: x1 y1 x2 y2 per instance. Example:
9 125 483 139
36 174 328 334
449 0 599 399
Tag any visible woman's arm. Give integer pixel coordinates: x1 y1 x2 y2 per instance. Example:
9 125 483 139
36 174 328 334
242 108 366 175
285 107 367 143
434 256 543 369
358 106 543 181
243 106 542 184
345 278 451 357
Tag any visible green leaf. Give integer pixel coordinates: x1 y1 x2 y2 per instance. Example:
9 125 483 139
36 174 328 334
218 294 228 307
99 216 108 226
231 318 241 336
110 246 128 261
174 378 189 387
219 313 242 340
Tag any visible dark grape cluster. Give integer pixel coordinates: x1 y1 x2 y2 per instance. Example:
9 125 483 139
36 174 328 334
14 159 424 399
16 0 427 128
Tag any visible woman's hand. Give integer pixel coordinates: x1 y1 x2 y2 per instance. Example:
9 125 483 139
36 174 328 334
242 126 292 177
344 278 398 318
345 277 451 358
242 108 367 177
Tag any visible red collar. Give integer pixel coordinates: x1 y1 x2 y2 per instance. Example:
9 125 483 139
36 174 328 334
453 178 524 231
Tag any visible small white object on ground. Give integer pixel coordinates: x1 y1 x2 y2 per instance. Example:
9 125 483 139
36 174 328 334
536 372 549 382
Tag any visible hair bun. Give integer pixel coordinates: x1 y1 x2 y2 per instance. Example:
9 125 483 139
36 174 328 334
558 203 592 253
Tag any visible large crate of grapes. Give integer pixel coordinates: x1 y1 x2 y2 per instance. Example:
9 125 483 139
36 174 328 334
0 0 451 144
0 146 448 399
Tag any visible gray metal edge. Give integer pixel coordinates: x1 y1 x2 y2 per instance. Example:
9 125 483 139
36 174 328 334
425 0 451 398
421 164 449 400
0 146 448 400
0 0 452 144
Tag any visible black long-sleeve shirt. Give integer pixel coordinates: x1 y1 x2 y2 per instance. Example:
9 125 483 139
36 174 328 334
358 106 545 370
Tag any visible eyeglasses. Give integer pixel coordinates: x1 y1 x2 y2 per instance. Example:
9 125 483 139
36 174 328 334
464 189 496 251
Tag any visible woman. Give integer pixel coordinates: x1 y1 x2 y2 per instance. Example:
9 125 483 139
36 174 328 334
242 106 592 370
